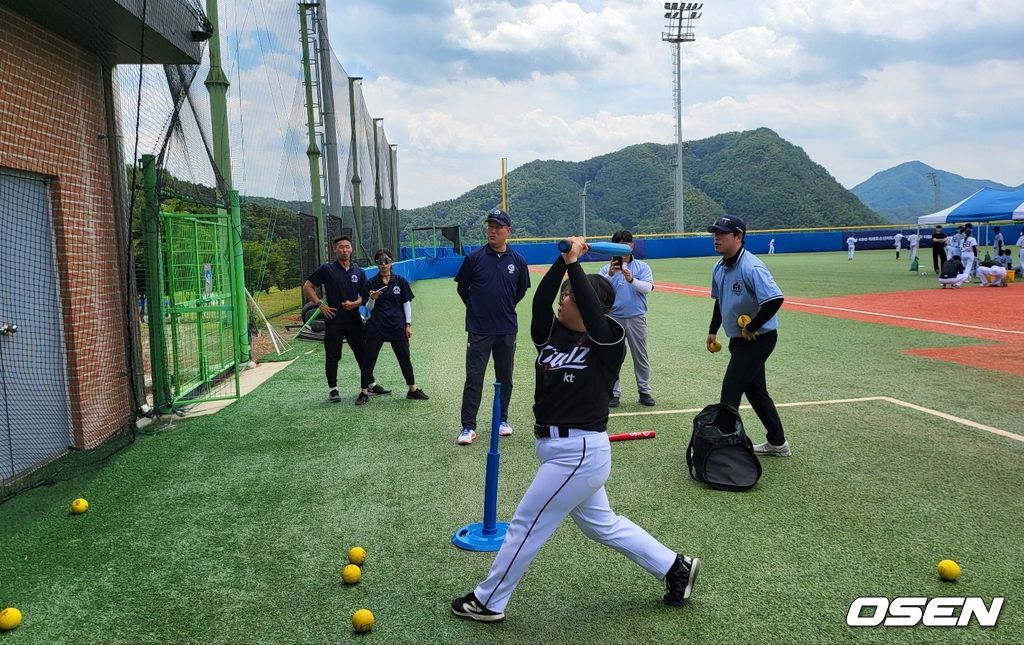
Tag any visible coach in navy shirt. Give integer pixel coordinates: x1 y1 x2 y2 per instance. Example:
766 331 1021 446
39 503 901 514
453 208 530 445
302 236 387 405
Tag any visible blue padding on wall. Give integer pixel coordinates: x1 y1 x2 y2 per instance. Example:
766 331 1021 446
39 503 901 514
393 224 1024 284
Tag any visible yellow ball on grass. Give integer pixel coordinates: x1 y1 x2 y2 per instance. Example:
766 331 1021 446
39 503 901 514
352 608 374 633
342 564 362 585
0 607 22 631
348 546 366 565
70 498 89 514
937 559 960 581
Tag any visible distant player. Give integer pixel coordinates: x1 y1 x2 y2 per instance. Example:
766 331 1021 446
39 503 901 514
451 237 700 623
846 235 856 260
908 232 920 262
893 232 904 259
1015 230 1024 272
768 238 775 254
938 255 968 288
1017 229 1024 271
931 225 948 273
993 226 1004 255
961 227 979 282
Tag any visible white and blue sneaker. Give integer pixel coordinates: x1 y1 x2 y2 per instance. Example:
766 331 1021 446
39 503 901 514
498 421 513 437
457 427 477 446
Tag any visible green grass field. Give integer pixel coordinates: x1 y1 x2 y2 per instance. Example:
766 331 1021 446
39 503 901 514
1 250 1022 643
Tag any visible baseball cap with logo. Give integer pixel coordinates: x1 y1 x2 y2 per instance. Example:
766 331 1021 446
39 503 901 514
486 208 512 227
707 215 747 235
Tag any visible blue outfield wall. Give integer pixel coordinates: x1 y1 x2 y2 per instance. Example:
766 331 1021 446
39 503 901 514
393 224 1024 282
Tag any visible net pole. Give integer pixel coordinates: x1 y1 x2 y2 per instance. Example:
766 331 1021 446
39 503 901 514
229 190 249 364
347 77 364 260
142 155 171 413
299 4 327 265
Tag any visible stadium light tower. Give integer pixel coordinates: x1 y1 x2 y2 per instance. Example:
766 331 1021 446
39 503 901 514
662 2 702 233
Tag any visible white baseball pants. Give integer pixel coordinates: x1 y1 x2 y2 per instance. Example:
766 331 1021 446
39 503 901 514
473 431 676 612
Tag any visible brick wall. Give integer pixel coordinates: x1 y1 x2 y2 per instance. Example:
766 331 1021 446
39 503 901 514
0 6 133 449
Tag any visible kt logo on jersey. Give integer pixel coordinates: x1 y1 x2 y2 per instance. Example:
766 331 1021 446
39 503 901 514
538 345 590 383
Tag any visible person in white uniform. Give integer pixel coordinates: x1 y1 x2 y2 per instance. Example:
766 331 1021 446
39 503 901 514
847 235 856 260
451 237 700 623
893 232 905 259
1017 230 1024 271
961 228 978 282
768 238 776 254
908 232 920 262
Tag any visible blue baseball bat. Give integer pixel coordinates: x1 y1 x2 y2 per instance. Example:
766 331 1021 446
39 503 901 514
557 240 631 256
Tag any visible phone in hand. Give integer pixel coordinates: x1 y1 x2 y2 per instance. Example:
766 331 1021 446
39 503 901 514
611 256 623 269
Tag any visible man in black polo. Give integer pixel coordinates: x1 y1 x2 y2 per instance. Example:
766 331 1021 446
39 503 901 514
454 208 530 445
931 225 948 274
303 236 389 404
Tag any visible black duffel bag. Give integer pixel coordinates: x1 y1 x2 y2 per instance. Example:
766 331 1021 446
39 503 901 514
686 404 761 492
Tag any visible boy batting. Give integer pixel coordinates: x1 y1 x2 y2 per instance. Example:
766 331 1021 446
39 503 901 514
452 237 700 622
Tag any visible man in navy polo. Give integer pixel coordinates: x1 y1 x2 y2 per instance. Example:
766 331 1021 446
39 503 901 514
454 208 531 445
303 236 389 404
705 216 790 457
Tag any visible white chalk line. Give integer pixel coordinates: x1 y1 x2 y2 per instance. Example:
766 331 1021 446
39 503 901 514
653 281 1024 337
609 395 1023 443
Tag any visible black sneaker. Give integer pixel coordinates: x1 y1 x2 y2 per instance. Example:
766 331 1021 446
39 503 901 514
329 389 341 403
355 392 370 406
406 388 429 400
664 555 700 606
639 393 656 407
451 592 504 622
609 396 620 408
368 383 391 395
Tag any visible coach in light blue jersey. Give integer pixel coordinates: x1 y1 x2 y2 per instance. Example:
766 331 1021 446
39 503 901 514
705 216 790 457
598 230 656 407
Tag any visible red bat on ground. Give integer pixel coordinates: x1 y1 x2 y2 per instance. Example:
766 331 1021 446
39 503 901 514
608 430 656 442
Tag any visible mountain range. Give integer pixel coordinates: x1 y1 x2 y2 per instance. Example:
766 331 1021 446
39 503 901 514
401 127 885 239
850 161 1022 223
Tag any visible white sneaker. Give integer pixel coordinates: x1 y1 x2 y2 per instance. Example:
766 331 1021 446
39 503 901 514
498 421 513 437
457 427 477 445
753 440 792 457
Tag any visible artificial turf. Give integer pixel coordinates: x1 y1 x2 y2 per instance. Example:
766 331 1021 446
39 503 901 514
1 251 1021 643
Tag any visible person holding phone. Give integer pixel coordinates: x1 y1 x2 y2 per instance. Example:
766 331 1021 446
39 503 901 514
359 249 429 402
597 230 656 407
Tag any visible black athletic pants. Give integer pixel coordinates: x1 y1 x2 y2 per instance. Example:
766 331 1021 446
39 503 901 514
932 247 947 273
720 330 785 446
324 321 372 389
461 333 515 430
361 336 415 388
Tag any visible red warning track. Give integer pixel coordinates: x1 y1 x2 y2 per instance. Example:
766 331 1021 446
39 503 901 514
654 279 1024 377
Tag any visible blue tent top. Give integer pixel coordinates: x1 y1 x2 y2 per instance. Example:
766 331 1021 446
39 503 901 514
918 187 1024 224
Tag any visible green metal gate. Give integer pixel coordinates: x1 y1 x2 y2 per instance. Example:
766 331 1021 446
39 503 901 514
161 211 240 406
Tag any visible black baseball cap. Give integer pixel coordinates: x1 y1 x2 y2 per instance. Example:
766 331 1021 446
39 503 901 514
486 208 511 227
707 215 746 235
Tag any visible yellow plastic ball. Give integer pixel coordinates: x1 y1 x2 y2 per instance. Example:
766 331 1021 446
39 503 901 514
348 546 366 565
708 340 722 353
0 607 22 631
70 498 89 514
352 608 374 633
342 564 362 585
937 559 960 581
737 315 752 329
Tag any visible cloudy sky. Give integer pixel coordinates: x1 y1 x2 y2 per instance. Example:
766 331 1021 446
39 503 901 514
223 1 1024 208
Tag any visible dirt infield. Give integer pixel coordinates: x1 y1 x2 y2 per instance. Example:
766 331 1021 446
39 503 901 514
654 280 1024 378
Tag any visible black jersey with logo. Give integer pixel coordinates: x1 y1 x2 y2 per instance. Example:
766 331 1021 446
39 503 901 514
531 259 625 431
